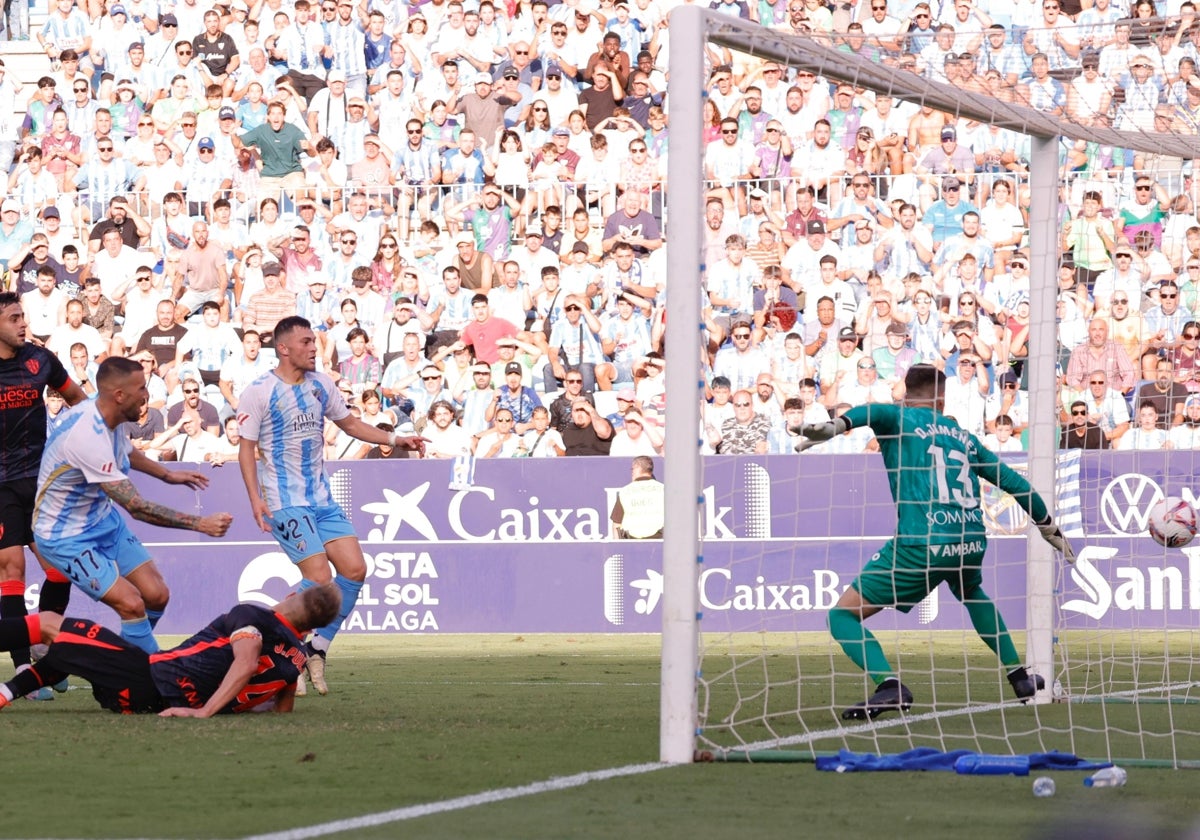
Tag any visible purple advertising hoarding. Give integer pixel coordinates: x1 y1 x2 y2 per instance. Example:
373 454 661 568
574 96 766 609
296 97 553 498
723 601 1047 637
21 452 1200 635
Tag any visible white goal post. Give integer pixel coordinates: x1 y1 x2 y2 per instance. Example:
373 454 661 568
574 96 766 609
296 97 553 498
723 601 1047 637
659 6 1199 764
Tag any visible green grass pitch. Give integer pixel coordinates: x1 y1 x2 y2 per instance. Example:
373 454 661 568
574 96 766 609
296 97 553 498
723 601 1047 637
2 634 1198 839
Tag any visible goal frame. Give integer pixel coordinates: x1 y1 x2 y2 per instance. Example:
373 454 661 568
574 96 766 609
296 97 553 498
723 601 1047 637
659 7 1194 764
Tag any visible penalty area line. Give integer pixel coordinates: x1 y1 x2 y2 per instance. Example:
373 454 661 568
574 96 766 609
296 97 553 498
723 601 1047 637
239 762 666 840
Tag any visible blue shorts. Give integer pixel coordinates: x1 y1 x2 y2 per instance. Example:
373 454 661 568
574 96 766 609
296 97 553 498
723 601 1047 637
39 515 153 602
266 504 357 564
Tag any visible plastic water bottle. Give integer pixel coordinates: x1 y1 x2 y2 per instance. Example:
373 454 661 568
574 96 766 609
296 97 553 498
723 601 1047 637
1032 777 1056 798
1084 767 1127 788
953 754 1030 776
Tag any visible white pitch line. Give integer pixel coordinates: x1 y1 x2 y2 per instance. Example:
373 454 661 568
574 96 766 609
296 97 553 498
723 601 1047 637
239 762 667 840
724 680 1200 755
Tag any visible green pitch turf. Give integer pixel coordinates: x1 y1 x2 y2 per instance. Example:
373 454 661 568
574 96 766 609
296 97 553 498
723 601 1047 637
2 634 1198 840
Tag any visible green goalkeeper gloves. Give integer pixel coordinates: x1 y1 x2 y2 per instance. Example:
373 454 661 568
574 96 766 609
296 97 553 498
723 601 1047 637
1036 517 1077 564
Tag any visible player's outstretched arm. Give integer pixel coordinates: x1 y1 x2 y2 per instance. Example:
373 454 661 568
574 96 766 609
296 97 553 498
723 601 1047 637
790 417 850 452
101 479 233 536
159 634 262 718
334 414 429 457
1034 517 1077 563
970 445 1077 563
129 449 211 490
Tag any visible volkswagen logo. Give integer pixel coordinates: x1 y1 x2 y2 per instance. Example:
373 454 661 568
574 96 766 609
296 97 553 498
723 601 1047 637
1099 473 1164 535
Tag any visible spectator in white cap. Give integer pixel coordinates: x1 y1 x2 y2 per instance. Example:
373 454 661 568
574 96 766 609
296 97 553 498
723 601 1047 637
453 68 511 145
0 199 33 271
1169 394 1200 449
608 408 662 456
740 187 785 245
308 69 350 142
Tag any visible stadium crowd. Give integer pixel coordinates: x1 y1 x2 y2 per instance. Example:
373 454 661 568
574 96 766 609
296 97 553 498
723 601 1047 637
6 0 1200 458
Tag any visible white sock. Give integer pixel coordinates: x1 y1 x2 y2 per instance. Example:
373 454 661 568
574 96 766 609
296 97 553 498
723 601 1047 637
0 684 13 702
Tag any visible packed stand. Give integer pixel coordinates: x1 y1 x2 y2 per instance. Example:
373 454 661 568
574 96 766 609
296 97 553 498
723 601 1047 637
6 0 1200 458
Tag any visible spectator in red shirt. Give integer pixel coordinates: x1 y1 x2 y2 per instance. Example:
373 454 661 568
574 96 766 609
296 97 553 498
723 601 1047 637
460 292 518 364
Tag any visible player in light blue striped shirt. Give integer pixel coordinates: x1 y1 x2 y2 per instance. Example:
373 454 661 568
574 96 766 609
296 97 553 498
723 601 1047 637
35 357 233 653
237 316 425 694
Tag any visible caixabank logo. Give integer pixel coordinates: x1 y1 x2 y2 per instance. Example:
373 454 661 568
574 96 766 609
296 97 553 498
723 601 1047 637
343 463 775 543
601 556 940 626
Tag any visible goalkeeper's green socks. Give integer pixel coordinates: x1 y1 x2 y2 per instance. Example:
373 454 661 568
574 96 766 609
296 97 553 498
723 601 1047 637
828 608 893 685
961 591 1020 667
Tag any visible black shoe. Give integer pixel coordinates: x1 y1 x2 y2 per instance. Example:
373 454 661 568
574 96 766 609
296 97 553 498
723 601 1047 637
842 678 914 721
1007 667 1045 701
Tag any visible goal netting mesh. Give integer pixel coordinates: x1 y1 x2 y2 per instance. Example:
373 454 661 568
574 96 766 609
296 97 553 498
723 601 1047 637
666 8 1200 767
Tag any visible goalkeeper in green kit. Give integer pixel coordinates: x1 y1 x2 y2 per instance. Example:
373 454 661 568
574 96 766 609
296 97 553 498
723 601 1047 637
795 365 1077 721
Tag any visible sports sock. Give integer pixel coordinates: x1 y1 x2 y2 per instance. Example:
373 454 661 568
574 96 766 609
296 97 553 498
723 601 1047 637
312 575 362 647
0 615 39 650
146 608 165 630
296 578 316 594
0 580 30 668
37 568 71 615
961 587 1020 667
828 607 893 685
120 616 160 653
0 684 12 702
9 665 43 697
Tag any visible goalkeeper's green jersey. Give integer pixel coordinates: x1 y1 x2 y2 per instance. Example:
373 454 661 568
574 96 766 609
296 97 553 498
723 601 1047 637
843 403 1050 544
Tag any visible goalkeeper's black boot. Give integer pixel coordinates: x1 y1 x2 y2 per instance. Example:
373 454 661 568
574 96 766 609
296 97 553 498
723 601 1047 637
1007 666 1045 702
842 677 913 721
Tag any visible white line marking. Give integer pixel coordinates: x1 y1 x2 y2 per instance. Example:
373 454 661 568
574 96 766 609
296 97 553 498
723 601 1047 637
239 763 666 840
721 680 1200 755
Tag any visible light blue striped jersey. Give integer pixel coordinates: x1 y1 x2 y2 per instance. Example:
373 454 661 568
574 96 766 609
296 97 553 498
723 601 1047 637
34 401 130 542
237 370 350 509
40 10 91 52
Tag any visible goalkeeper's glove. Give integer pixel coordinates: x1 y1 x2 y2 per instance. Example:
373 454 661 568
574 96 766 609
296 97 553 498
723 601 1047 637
789 418 850 453
1036 517 1077 564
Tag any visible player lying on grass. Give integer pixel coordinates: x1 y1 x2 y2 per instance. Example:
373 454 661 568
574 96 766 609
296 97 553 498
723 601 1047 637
0 583 340 716
794 365 1076 721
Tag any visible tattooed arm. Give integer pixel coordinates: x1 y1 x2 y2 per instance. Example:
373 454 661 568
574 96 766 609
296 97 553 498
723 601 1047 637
101 479 233 536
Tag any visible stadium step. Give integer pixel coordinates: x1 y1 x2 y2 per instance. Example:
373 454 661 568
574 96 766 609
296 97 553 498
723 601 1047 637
0 3 55 133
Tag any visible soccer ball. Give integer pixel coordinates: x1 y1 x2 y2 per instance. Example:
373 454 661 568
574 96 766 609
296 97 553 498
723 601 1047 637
1146 497 1199 549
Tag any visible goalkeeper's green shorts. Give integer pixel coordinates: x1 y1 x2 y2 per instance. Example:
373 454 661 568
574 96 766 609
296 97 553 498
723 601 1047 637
852 538 988 613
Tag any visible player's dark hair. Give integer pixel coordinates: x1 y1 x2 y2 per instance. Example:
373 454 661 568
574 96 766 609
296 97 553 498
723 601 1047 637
0 291 18 309
97 356 143 391
273 315 312 345
298 582 341 630
904 364 945 403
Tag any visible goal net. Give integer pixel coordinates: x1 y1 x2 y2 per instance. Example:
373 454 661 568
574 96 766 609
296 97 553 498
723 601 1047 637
661 7 1200 767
